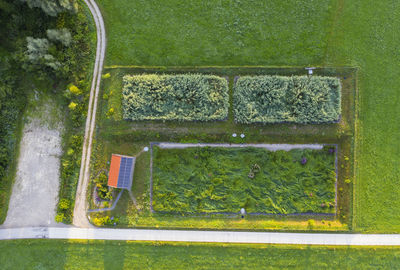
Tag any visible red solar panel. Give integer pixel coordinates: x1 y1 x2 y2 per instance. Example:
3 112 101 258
108 154 121 187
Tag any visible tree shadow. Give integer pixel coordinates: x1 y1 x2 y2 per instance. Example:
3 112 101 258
103 241 126 270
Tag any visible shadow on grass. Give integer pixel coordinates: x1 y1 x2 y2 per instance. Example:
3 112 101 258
103 241 126 270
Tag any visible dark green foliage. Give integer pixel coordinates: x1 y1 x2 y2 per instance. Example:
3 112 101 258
19 0 76 17
94 171 112 200
57 134 82 223
122 74 229 121
153 146 336 214
234 75 341 124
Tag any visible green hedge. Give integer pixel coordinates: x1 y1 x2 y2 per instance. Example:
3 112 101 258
122 74 229 121
152 146 337 214
234 75 341 124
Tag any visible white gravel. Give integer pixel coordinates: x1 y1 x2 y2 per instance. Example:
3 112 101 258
2 118 62 228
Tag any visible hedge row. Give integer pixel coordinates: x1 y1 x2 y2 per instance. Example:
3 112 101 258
122 74 229 121
234 75 341 124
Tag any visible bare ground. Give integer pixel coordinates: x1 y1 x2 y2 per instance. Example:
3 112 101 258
2 115 63 228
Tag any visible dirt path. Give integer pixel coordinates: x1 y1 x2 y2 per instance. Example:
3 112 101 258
73 0 106 228
2 117 62 228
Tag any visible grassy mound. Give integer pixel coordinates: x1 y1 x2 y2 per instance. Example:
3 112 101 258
152 146 337 214
234 75 341 124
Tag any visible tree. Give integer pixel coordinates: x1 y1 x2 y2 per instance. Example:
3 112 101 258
25 37 61 71
47 28 72 46
19 0 77 16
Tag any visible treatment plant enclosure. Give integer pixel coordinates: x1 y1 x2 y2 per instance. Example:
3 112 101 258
88 66 357 231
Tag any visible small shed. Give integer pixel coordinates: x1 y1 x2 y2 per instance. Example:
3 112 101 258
108 154 135 190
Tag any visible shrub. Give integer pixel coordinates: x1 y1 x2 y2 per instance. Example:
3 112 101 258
68 101 77 110
69 84 82 95
55 213 65 223
102 73 111 79
233 75 341 124
122 74 229 121
58 198 70 210
93 215 114 226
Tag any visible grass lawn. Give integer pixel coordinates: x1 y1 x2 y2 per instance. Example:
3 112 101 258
323 0 400 232
1 240 400 269
152 146 336 214
96 0 335 66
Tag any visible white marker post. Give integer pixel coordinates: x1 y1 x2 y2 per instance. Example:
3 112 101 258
305 67 316 75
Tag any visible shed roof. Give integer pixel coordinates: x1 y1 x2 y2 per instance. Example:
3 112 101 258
107 154 135 189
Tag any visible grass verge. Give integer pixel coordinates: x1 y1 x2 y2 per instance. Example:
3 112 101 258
1 240 400 269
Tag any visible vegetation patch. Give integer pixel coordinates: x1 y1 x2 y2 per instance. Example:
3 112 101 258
122 74 229 121
3 240 400 269
234 75 341 124
152 146 337 214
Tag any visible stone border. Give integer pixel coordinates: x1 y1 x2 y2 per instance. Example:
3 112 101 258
149 142 338 217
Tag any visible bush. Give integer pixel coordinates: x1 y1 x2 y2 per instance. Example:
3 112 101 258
68 102 77 110
69 84 82 95
233 75 341 124
58 199 70 210
55 213 65 223
102 73 111 79
122 74 229 121
94 171 112 200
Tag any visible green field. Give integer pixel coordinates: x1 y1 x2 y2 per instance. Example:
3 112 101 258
96 0 334 66
1 240 400 269
152 146 336 214
95 0 400 232
323 0 400 232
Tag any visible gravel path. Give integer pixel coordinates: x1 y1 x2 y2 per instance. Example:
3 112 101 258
73 0 106 228
157 143 324 151
2 118 62 228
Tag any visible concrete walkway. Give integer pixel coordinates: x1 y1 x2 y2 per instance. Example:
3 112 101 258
2 227 400 245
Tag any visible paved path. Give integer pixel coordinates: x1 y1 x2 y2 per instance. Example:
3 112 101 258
73 0 106 228
2 227 400 245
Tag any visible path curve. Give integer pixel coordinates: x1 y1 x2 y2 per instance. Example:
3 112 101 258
73 0 106 228
2 227 400 246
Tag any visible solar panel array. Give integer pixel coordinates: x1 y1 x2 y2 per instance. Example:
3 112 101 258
117 157 134 189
